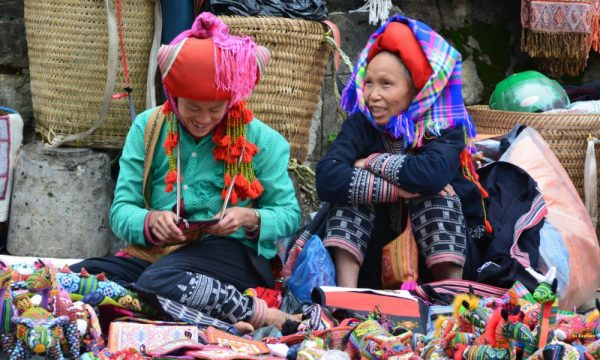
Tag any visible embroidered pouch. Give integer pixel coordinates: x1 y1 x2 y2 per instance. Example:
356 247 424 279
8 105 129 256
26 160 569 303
381 218 419 289
204 327 270 355
266 324 355 350
185 345 258 360
108 318 199 352
144 338 204 358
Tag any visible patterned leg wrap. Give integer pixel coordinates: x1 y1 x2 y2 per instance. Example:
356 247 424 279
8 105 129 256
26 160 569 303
174 272 257 326
410 195 467 268
323 204 376 264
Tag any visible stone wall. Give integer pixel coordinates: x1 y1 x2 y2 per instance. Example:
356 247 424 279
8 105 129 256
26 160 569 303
0 0 32 126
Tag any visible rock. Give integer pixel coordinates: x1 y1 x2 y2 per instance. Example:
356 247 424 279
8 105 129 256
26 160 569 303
317 73 351 159
0 0 23 21
0 72 33 126
328 11 379 67
582 53 600 84
7 143 114 259
397 0 510 30
326 0 369 12
307 95 323 162
0 19 28 68
462 57 484 105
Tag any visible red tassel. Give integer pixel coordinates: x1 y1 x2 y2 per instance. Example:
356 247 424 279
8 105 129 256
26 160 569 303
249 178 264 199
165 170 177 185
485 219 493 234
230 144 242 157
228 109 241 119
247 142 258 155
242 147 253 163
216 134 231 147
225 156 237 165
236 174 250 191
221 188 228 200
234 100 246 111
230 190 238 205
235 135 246 147
242 108 254 124
224 172 232 187
246 184 258 199
213 147 227 161
162 101 171 114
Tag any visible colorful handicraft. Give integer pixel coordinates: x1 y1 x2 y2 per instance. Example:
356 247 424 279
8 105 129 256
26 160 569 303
252 280 599 359
523 267 560 356
526 337 584 360
0 268 17 357
26 267 55 311
55 267 142 312
50 293 104 355
453 288 489 335
448 303 535 360
296 336 328 360
346 319 418 360
10 306 79 360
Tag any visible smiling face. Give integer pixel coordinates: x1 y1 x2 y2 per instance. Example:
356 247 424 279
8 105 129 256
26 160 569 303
177 98 229 139
363 51 415 126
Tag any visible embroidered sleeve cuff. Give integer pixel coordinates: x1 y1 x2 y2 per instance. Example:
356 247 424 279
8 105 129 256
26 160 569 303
348 168 400 204
364 153 387 173
366 153 405 185
144 211 162 246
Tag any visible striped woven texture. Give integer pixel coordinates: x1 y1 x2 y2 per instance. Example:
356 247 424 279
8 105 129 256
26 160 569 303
220 16 331 162
468 105 600 236
24 0 154 149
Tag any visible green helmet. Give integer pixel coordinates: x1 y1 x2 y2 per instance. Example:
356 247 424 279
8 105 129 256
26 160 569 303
489 71 570 113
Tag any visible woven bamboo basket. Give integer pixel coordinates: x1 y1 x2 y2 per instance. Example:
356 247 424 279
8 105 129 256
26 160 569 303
220 16 331 162
24 0 156 149
468 105 600 234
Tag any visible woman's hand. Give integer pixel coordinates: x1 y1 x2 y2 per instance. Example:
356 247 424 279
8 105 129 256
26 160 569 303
354 157 368 168
396 186 420 199
438 184 456 197
148 210 186 245
355 156 419 199
204 207 256 236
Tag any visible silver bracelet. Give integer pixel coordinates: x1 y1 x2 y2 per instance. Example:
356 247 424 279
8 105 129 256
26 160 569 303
245 208 260 232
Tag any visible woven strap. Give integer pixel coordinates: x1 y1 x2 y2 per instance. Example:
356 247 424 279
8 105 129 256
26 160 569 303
121 105 180 264
322 20 341 70
48 0 119 147
323 31 353 119
585 135 600 228
142 107 165 209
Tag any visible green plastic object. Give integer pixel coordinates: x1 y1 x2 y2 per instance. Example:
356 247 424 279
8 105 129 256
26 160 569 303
489 71 570 113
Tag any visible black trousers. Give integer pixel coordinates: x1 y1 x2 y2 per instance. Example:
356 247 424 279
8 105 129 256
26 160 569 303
70 237 274 324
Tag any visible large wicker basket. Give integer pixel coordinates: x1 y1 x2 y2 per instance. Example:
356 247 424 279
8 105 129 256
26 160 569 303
24 0 156 149
468 105 600 234
220 16 332 162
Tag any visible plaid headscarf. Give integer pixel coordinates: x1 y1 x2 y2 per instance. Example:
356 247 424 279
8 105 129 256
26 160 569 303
341 14 477 152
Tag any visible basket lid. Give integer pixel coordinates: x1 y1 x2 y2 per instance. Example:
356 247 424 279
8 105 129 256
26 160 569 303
489 71 570 113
